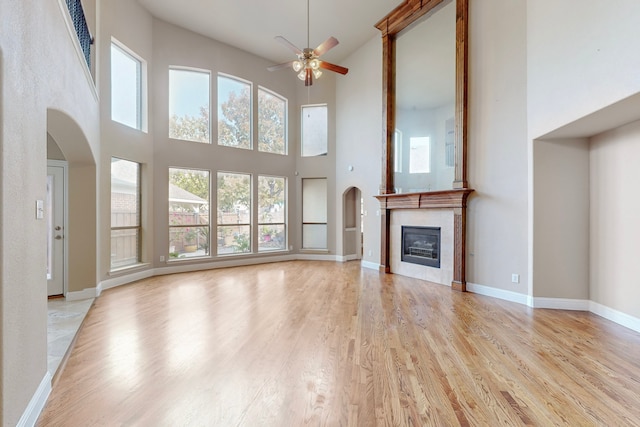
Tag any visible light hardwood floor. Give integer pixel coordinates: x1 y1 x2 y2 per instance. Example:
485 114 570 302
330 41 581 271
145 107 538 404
38 261 640 426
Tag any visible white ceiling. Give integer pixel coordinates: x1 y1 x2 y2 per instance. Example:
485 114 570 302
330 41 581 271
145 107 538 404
137 0 404 66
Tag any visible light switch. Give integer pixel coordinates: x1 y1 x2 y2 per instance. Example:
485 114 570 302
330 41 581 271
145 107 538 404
36 200 44 220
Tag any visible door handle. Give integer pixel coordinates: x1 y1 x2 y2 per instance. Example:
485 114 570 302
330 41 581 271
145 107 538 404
55 235 63 240
55 226 62 231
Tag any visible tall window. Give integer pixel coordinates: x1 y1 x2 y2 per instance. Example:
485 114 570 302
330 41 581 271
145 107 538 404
258 176 286 252
218 74 252 149
258 87 287 154
409 136 431 174
111 41 144 130
302 178 327 250
301 104 328 157
169 68 210 143
111 158 141 269
394 129 403 173
217 172 251 254
168 168 210 259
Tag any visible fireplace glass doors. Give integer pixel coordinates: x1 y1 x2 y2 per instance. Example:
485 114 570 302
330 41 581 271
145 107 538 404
401 226 441 268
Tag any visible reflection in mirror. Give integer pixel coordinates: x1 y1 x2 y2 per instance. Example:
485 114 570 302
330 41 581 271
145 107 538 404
394 0 455 193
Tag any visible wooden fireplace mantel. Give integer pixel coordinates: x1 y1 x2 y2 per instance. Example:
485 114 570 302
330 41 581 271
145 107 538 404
375 188 474 292
375 188 473 210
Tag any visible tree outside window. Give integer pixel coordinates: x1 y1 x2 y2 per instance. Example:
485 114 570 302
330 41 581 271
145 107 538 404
217 172 251 254
218 75 252 149
168 168 210 259
258 176 286 251
258 87 287 154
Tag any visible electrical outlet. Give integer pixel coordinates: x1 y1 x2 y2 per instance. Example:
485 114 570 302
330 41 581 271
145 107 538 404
511 273 520 284
160 256 165 262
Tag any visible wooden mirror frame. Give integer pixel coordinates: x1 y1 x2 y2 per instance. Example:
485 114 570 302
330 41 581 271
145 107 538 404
374 0 473 291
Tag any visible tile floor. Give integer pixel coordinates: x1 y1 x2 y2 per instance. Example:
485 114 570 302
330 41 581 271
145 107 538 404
47 298 94 375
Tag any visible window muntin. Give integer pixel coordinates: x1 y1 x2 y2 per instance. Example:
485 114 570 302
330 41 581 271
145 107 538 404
258 87 287 154
258 176 286 252
302 178 327 249
169 68 211 143
301 104 328 157
111 42 143 130
218 75 252 149
168 168 210 259
110 158 141 269
217 172 251 254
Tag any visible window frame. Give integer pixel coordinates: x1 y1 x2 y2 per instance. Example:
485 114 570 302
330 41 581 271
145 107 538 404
217 73 253 150
110 39 146 131
257 175 287 252
301 104 328 157
257 86 288 155
110 157 142 270
168 66 212 144
301 177 328 250
216 171 253 255
168 167 211 261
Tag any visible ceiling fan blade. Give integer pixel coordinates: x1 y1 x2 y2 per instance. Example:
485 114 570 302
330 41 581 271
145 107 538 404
274 36 302 55
319 60 349 75
268 61 294 72
314 36 339 57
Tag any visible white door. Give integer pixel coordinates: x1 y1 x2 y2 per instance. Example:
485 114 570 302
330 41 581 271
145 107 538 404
47 164 66 296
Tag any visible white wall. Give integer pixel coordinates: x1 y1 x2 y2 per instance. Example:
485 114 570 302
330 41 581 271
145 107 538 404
590 120 640 318
98 0 155 281
0 0 99 424
527 0 640 140
335 36 382 265
528 0 640 302
466 0 529 292
533 138 590 299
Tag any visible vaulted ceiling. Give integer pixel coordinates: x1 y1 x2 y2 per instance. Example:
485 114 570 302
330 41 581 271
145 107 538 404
137 0 404 65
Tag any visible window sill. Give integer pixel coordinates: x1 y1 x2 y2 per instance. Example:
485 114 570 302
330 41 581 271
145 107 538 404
109 262 151 276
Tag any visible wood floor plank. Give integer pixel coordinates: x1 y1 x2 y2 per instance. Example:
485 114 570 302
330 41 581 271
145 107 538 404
38 261 640 426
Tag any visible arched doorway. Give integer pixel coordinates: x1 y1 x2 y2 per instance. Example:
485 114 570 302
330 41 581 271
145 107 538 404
342 187 363 261
47 109 97 298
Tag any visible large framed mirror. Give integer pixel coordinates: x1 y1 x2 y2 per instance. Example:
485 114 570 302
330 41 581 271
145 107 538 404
374 0 472 291
376 0 468 194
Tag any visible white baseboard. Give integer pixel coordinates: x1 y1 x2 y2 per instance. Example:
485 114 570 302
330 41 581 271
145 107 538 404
466 282 530 305
531 297 590 311
100 268 156 292
17 372 51 427
154 254 296 276
467 282 640 333
590 301 640 333
296 253 340 262
361 260 381 270
65 287 97 301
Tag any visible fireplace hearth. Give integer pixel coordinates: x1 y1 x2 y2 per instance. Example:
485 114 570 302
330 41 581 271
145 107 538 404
401 226 441 268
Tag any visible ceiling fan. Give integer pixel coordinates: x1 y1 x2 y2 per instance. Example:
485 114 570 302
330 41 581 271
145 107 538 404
267 0 349 86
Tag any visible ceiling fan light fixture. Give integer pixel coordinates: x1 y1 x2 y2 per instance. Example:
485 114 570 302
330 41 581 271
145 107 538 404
309 58 320 70
292 60 304 72
313 69 322 79
297 70 306 81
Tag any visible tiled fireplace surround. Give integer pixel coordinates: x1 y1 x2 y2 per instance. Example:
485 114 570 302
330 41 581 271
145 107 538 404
375 189 474 290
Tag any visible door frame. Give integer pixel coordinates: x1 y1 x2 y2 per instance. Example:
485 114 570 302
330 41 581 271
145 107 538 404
47 159 69 296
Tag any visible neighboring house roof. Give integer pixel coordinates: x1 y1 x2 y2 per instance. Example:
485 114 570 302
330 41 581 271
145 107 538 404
112 159 206 205
169 184 207 205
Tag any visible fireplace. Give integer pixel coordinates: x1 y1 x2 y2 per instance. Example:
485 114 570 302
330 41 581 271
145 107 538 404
401 226 441 268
